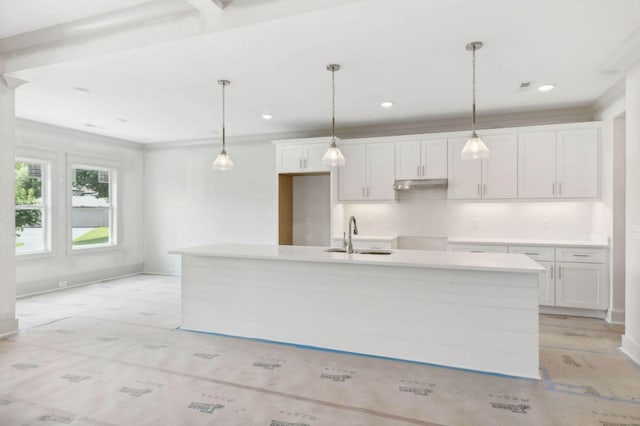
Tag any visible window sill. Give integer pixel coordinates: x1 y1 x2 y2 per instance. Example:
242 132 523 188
68 244 120 256
16 250 54 261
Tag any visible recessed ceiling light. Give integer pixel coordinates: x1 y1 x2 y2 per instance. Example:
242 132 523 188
538 84 555 92
116 118 128 123
83 123 104 129
380 101 393 108
261 114 273 120
73 87 90 94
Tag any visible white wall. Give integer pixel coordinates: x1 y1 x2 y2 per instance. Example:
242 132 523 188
594 94 626 323
143 142 277 274
292 174 330 246
0 73 19 336
15 120 144 296
341 191 603 249
622 61 640 364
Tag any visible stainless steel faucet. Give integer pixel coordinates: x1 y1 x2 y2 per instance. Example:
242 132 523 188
347 216 358 254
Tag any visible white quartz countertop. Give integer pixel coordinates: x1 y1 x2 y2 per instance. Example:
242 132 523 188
170 244 544 274
447 237 609 248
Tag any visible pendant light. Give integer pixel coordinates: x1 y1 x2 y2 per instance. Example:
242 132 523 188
322 64 346 167
461 41 490 160
213 79 234 171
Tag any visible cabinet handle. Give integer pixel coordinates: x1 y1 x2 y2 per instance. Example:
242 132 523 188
470 250 484 253
367 186 370 197
477 184 480 196
552 182 555 195
422 165 425 176
572 254 590 257
483 184 486 196
550 265 554 279
299 159 303 169
362 187 365 197
524 252 539 256
558 266 562 279
417 165 420 177
559 182 562 195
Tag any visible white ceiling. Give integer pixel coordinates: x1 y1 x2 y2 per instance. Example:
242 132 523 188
0 0 152 39
5 0 640 143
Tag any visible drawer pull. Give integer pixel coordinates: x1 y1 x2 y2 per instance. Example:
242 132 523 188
470 250 484 253
572 254 590 257
550 265 554 279
524 252 539 256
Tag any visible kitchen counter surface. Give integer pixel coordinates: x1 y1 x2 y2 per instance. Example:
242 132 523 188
171 243 544 274
447 237 609 248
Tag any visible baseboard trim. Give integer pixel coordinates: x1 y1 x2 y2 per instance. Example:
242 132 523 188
621 335 640 366
606 308 625 324
539 306 607 320
0 318 19 339
17 264 143 298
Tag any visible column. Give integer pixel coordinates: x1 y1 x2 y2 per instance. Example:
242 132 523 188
623 61 640 363
0 72 26 338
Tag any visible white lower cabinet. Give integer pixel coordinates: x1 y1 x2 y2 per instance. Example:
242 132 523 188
535 260 555 306
555 262 607 310
450 242 609 312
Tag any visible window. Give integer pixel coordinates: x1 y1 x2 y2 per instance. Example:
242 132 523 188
15 159 50 254
71 166 117 249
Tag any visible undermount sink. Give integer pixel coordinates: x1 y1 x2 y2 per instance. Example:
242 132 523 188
325 248 393 255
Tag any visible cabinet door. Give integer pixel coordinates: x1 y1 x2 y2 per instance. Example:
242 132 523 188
518 132 557 198
422 139 447 179
366 142 396 200
447 137 482 199
556 129 598 198
305 144 331 172
278 146 304 172
537 260 555 306
395 141 421 180
338 144 366 201
555 262 608 310
482 134 517 199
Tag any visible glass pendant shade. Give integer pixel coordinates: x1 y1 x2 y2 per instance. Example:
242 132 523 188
213 79 233 171
322 141 346 167
460 131 490 160
461 41 489 161
212 149 234 170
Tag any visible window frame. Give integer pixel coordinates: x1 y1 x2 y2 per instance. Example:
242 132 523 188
15 156 52 258
67 161 119 254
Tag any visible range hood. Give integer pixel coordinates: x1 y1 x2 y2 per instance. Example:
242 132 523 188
393 178 448 191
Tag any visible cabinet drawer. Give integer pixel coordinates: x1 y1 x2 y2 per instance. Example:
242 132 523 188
447 244 508 253
556 247 606 264
508 246 554 261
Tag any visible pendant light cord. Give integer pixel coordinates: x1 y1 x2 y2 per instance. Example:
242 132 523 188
471 44 476 133
221 82 226 151
331 67 336 143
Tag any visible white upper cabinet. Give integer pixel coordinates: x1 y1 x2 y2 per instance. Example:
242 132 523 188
518 132 557 198
276 143 331 173
339 142 395 201
448 138 482 199
556 129 599 198
518 128 598 199
395 139 447 180
482 134 518 199
448 134 517 199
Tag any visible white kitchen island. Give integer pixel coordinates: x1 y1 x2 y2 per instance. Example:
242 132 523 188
171 244 545 379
